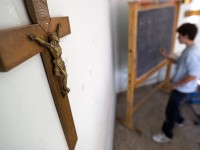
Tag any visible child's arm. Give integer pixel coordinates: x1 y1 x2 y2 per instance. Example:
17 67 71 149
160 48 176 64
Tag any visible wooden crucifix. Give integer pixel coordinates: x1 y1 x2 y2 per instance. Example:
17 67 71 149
0 0 77 150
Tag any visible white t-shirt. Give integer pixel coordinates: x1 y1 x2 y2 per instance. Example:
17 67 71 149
173 44 200 93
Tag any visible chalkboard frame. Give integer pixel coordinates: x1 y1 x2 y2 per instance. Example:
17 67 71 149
123 2 180 130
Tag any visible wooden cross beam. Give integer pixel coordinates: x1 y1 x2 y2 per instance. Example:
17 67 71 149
185 10 200 17
0 0 77 150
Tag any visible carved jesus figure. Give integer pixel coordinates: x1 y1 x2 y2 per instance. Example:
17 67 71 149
29 24 70 96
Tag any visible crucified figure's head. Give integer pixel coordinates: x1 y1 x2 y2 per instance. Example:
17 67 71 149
48 32 59 42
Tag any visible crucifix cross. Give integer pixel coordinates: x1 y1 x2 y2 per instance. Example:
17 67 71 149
0 0 77 150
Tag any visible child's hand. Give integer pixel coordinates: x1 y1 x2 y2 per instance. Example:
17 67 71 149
170 83 179 90
159 48 168 58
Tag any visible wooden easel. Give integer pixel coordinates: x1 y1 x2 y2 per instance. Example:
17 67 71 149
185 10 200 17
122 1 181 134
0 0 77 149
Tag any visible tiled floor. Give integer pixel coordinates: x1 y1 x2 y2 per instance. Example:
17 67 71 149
114 84 200 150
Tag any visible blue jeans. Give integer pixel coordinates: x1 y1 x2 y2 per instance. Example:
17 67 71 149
162 90 189 139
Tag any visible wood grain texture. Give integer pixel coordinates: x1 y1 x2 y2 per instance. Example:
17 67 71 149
0 17 70 72
185 10 200 17
125 2 138 129
25 0 50 32
25 0 77 148
0 24 45 71
41 48 77 150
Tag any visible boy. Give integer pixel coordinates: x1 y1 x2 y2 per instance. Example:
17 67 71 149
153 23 200 143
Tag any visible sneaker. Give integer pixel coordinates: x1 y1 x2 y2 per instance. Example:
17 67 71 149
176 123 184 127
152 133 172 143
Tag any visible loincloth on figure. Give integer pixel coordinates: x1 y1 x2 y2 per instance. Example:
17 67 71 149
53 59 66 76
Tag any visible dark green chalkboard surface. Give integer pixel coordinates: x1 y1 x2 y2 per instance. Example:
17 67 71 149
136 6 175 78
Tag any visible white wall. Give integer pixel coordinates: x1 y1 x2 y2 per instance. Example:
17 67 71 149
175 0 200 55
0 0 115 150
111 0 200 93
110 0 130 92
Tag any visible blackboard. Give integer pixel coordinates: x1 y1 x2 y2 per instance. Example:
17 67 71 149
136 6 175 78
125 2 180 132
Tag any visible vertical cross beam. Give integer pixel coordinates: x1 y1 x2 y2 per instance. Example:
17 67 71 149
24 0 77 150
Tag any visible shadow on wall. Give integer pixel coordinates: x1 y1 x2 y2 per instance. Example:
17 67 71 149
110 1 129 93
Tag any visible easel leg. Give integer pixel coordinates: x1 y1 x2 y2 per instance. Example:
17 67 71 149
125 86 134 128
118 81 142 136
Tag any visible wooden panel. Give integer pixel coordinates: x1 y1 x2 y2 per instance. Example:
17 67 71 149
0 17 70 72
0 24 45 71
41 49 77 150
25 0 50 33
139 2 175 11
185 10 200 17
125 2 138 128
49 17 71 36
25 0 77 147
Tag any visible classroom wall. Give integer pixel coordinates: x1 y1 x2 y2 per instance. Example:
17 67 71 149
0 0 115 150
111 0 200 93
110 0 130 92
175 0 200 55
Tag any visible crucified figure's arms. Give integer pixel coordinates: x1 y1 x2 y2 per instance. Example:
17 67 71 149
28 34 51 49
